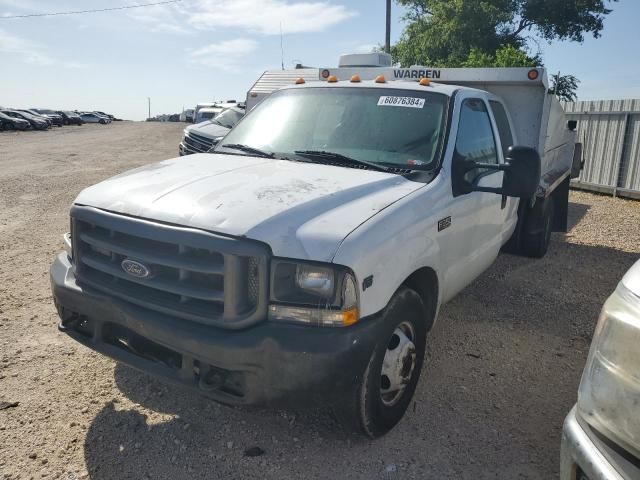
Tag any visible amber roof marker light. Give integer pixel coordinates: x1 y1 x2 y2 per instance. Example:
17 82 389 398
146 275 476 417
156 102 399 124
419 77 431 86
295 77 305 84
350 74 361 83
528 69 539 80
374 75 386 83
327 75 338 83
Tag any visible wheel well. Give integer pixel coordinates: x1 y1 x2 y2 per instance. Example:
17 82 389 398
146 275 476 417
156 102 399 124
401 267 438 331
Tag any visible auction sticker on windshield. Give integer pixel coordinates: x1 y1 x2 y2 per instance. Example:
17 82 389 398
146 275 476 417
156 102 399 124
377 96 426 108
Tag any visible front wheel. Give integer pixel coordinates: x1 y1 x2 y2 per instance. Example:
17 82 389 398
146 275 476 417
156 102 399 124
344 286 429 437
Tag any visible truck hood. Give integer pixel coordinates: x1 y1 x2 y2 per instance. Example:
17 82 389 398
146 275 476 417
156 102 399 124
75 153 423 261
186 121 230 140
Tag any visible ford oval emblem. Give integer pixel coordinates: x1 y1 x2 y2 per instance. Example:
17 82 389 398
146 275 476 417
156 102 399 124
121 259 151 278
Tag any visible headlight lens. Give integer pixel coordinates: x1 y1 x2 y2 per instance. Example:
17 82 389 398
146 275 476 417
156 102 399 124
577 282 640 458
269 259 359 327
295 264 334 297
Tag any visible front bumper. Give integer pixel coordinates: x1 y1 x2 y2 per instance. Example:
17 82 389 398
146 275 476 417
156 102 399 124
51 253 382 408
561 406 639 479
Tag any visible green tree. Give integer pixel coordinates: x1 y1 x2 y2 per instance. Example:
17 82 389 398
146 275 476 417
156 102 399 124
462 45 541 68
393 0 616 67
549 73 580 102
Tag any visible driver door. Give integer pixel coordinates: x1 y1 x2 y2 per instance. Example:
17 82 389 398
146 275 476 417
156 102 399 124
438 96 506 300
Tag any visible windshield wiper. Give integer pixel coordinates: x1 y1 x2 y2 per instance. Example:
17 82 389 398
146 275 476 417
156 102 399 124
220 143 275 158
293 150 390 173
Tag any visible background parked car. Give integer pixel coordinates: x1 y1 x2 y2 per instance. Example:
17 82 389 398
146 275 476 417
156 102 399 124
16 109 52 127
80 113 108 124
0 111 31 131
179 106 245 155
56 111 83 125
20 109 55 127
194 106 225 123
94 111 115 121
93 112 112 123
2 110 49 130
31 109 64 127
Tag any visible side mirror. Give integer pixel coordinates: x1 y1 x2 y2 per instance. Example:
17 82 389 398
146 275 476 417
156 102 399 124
501 146 541 197
453 146 541 198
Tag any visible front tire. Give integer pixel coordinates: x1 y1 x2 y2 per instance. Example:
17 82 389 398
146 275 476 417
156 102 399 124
345 287 429 437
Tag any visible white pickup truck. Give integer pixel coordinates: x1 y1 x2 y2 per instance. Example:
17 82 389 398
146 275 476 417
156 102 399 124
51 53 581 437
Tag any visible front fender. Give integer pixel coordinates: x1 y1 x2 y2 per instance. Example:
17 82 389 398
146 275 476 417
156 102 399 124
332 181 446 318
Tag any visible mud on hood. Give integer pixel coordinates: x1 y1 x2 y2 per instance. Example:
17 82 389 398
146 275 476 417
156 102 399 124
74 154 423 261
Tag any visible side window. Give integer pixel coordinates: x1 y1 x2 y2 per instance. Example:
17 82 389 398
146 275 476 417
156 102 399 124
454 99 498 185
489 100 514 159
455 99 498 165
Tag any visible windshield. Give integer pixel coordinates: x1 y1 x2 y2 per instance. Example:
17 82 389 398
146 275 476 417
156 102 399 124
212 109 243 129
217 87 448 170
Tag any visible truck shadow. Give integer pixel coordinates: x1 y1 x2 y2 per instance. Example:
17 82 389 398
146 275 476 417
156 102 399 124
566 200 590 230
81 208 639 479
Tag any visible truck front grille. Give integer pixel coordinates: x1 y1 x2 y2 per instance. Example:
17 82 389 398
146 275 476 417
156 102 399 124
183 131 216 154
71 206 269 329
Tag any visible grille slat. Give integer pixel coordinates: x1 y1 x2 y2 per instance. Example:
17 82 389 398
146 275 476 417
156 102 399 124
71 205 269 328
79 271 225 323
184 132 215 153
79 231 224 275
80 253 225 302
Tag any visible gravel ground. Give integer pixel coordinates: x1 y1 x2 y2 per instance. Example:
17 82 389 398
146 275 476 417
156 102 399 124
1 122 639 480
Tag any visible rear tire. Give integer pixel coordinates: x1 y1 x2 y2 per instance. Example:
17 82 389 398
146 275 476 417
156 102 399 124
342 286 429 438
521 197 554 258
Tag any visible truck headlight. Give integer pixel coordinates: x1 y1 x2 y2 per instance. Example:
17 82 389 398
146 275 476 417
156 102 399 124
577 282 640 458
268 259 359 327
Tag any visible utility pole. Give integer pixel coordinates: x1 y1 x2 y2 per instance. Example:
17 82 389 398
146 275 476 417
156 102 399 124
147 97 151 120
280 22 285 70
384 0 391 54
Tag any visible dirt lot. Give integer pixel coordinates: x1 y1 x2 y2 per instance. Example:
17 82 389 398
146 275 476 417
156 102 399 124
1 122 639 480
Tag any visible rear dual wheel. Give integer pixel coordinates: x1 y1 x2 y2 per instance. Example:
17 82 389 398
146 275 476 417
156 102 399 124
521 197 554 258
343 286 429 438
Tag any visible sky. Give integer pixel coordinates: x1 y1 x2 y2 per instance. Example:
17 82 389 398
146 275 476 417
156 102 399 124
0 0 637 120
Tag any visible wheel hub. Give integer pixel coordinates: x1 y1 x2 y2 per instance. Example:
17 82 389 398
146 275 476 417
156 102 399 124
380 322 416 406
